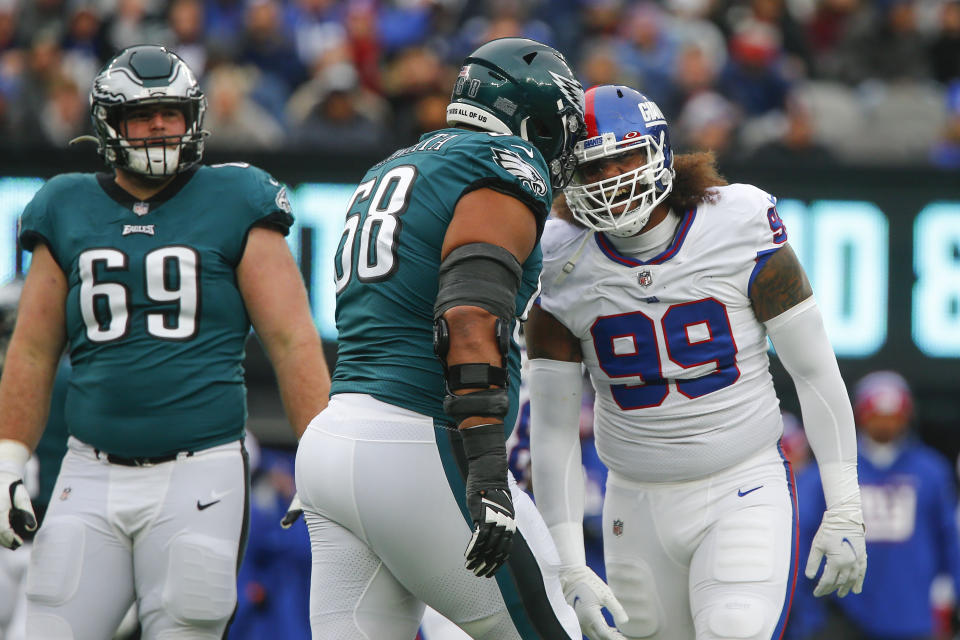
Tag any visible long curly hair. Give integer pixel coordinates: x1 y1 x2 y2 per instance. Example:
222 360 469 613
553 151 728 224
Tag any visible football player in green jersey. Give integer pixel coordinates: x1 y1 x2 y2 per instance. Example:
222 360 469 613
0 45 330 639
294 37 587 639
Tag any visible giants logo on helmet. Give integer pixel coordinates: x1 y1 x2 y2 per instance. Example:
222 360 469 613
638 101 667 127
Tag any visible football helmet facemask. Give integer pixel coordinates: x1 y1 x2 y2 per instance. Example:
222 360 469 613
90 45 207 177
447 37 586 189
565 85 675 238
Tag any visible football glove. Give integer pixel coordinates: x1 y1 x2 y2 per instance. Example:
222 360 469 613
461 423 516 578
0 439 37 550
805 501 867 598
279 492 303 529
560 566 628 640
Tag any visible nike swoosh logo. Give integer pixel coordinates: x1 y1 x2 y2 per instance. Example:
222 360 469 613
511 144 535 159
197 499 221 511
737 485 763 497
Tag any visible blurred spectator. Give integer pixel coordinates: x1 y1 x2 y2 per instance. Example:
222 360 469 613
797 371 960 640
740 0 811 72
577 37 636 91
343 1 381 94
38 73 87 146
203 64 284 150
404 89 450 141
380 45 450 142
14 0 66 47
0 1 17 54
805 0 869 81
930 0 960 84
454 0 553 59
203 0 246 55
578 0 625 40
101 0 164 52
238 0 306 121
10 33 65 146
674 90 740 157
662 39 723 118
930 80 960 168
164 0 207 77
287 61 390 153
613 2 677 107
231 447 312 640
60 1 107 89
747 89 837 164
845 0 932 83
285 0 345 72
719 17 794 116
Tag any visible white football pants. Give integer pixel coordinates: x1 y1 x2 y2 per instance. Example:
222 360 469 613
25 437 248 640
295 393 580 640
603 445 798 640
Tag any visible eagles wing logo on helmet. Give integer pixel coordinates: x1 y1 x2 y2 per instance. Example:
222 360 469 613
548 70 585 120
491 147 547 197
275 186 292 214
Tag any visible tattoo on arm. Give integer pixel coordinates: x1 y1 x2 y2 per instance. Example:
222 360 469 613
524 305 582 362
750 243 814 323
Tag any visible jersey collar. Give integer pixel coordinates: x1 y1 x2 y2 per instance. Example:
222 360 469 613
595 208 697 267
97 165 199 212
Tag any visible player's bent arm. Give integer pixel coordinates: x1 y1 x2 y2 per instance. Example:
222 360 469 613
754 243 865 597
440 187 537 418
0 244 66 549
436 187 539 578
238 226 330 439
751 243 857 505
526 310 628 638
0 244 67 449
525 306 585 562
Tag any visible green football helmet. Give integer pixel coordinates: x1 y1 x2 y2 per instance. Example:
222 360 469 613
90 45 207 177
447 37 586 189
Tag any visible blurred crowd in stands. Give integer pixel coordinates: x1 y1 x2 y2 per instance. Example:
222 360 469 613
1 0 959 168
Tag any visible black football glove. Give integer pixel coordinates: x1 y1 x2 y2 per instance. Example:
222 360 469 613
461 423 516 578
279 493 303 529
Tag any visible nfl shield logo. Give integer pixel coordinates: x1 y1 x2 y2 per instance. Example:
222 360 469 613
133 202 150 216
637 269 653 287
59 487 72 501
612 519 624 536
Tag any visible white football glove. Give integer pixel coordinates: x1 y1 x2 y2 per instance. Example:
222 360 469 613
279 492 303 529
0 439 37 550
805 502 867 598
560 566 628 640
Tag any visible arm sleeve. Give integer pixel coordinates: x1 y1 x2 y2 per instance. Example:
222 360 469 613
528 357 586 569
764 296 860 508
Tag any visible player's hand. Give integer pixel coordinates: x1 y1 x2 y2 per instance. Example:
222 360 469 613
461 423 515 578
464 486 515 578
279 492 303 529
0 440 37 550
560 566 628 640
805 503 867 598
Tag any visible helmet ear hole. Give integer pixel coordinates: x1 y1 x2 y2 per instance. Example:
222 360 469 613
531 118 551 138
